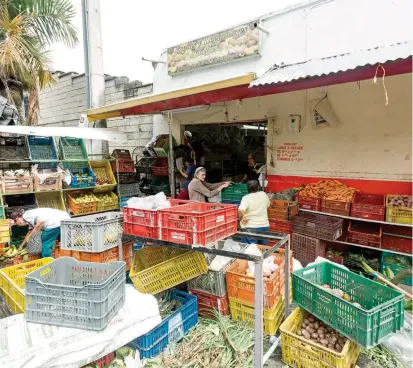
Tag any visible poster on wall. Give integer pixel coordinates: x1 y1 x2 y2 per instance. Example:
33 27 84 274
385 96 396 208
167 21 260 75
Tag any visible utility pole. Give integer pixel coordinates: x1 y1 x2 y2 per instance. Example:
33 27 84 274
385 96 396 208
81 0 108 155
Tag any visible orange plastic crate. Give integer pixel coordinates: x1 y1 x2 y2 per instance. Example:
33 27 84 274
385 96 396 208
67 191 97 215
297 194 321 211
268 200 298 221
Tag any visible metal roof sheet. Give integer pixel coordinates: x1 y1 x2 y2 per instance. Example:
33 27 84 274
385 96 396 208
250 41 412 87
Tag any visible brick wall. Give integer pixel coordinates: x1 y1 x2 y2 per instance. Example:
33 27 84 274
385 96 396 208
38 71 153 160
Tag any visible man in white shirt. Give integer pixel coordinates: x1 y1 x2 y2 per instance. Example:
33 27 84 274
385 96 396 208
238 180 270 245
10 208 70 258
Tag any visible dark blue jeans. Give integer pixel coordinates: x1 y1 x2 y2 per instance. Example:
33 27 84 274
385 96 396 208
242 227 269 245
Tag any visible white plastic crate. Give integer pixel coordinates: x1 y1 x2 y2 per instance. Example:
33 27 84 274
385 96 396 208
25 257 126 331
60 212 123 253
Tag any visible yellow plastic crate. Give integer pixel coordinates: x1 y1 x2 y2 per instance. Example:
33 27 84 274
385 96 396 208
0 220 10 244
280 307 360 368
386 195 412 224
95 191 119 212
0 258 54 313
228 294 284 335
130 246 208 295
89 160 117 192
35 191 66 211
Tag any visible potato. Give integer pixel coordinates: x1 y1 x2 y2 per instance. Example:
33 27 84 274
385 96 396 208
314 322 320 329
311 333 318 339
319 333 325 340
301 323 307 329
302 330 311 340
338 338 346 346
306 326 316 334
304 318 310 325
328 344 335 350
317 328 325 334
335 343 342 352
320 339 329 346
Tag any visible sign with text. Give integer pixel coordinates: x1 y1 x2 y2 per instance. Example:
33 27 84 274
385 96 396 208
276 142 304 162
167 21 260 75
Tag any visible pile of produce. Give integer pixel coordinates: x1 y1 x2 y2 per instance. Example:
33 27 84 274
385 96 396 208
360 345 405 368
70 192 97 204
299 179 358 202
387 195 412 208
320 284 364 308
94 192 114 203
157 291 182 319
0 245 28 263
142 313 260 368
96 177 112 185
83 346 136 368
345 253 380 272
296 313 348 352
383 254 412 268
0 169 30 177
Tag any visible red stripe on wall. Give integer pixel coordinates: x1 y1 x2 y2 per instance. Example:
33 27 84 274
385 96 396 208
266 175 412 195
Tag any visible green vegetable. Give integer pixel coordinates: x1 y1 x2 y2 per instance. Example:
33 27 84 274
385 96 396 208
384 266 395 279
116 346 134 359
361 345 404 368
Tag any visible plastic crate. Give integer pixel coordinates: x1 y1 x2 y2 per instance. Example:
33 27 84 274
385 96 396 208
385 195 412 224
0 258 53 313
0 136 30 162
121 196 132 208
35 191 65 211
124 222 159 239
298 194 321 211
221 199 241 206
89 160 117 191
292 213 343 241
69 167 96 188
112 149 132 160
0 220 10 244
129 290 198 359
118 172 139 184
292 233 326 266
60 212 123 253
292 261 405 348
60 241 133 270
221 183 248 201
150 157 169 176
321 197 352 216
149 177 171 196
158 202 237 232
27 136 59 169
269 219 292 234
111 159 135 173
1 174 33 195
119 183 141 197
135 157 156 174
351 192 385 221
152 135 176 157
129 246 208 294
268 200 299 221
0 205 4 220
95 191 119 212
381 235 412 254
189 289 229 317
187 240 248 297
90 352 116 368
347 221 382 247
66 191 97 215
33 169 62 192
229 294 284 335
280 307 360 368
381 252 412 286
58 137 89 169
25 257 126 330
226 247 291 308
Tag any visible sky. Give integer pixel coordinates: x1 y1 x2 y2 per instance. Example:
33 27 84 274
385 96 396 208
50 0 300 83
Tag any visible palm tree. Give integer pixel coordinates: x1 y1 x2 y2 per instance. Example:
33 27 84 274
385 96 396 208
0 0 78 125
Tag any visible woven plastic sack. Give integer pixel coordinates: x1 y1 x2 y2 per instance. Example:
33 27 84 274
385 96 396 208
27 232 42 255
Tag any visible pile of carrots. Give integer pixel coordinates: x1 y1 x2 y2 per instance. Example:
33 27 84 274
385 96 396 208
299 180 358 202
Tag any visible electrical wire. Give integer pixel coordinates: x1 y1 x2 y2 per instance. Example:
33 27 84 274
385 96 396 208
374 64 389 106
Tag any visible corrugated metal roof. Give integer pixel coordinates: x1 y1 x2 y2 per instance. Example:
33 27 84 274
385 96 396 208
250 41 412 87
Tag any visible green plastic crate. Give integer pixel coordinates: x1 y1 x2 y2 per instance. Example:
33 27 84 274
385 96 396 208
221 183 248 201
381 252 412 286
58 137 89 169
292 261 404 348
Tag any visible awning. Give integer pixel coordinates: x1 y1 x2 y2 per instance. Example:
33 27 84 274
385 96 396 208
87 74 256 121
250 41 412 87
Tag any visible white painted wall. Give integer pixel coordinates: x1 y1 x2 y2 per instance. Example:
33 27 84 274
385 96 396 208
170 74 412 181
152 0 412 94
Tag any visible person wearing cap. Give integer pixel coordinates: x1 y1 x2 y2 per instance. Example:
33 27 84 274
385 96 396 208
10 208 70 258
238 180 270 245
173 130 194 162
188 167 231 202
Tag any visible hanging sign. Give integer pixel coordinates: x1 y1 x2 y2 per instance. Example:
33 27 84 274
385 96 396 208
167 21 260 75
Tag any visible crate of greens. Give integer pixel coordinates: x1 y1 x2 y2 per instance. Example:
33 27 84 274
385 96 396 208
381 252 412 286
280 307 360 368
129 289 197 358
292 261 405 348
386 195 412 224
25 258 126 330
27 136 59 169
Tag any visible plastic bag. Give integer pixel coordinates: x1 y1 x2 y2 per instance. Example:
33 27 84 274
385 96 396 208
245 245 278 275
209 238 244 271
127 192 171 210
381 312 412 368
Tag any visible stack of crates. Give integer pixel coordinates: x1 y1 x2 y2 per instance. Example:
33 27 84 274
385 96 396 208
111 149 135 173
225 247 292 335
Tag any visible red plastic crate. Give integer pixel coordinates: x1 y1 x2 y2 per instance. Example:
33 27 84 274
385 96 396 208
291 233 326 266
91 351 115 368
151 157 169 176
124 222 159 239
158 202 237 232
351 192 385 221
297 194 321 211
189 289 230 317
111 159 135 173
321 197 352 216
160 222 236 246
269 219 292 234
381 235 412 254
347 221 382 247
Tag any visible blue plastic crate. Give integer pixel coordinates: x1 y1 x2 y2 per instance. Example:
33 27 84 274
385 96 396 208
129 289 198 358
221 199 241 206
27 136 59 169
70 168 96 188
